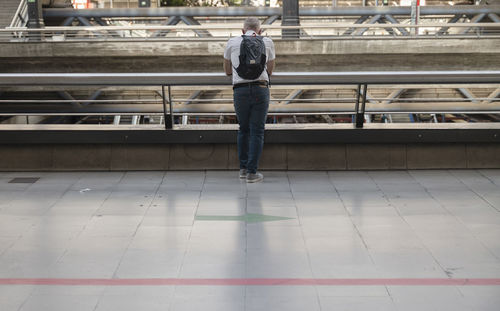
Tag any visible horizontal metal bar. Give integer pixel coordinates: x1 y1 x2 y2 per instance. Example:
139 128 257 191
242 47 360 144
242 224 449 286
2 97 498 104
42 6 500 18
1 72 499 86
1 103 498 113
4 22 499 32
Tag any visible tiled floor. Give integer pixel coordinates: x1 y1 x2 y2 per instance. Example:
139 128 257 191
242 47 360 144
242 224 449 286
0 170 499 311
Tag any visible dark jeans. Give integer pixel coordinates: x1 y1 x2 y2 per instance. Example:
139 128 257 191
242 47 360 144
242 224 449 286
233 84 270 174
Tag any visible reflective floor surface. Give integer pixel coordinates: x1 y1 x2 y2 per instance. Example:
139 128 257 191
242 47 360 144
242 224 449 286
0 170 499 311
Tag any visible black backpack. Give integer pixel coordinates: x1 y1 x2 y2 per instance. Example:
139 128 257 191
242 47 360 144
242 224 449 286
235 35 267 80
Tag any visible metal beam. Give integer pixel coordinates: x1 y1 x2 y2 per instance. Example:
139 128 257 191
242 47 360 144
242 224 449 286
343 15 369 36
280 89 304 105
179 16 212 37
56 91 82 108
60 16 74 26
263 15 280 25
384 14 409 36
152 16 181 37
437 14 462 35
1 72 500 86
354 15 382 36
457 88 479 104
184 90 203 105
42 6 500 18
383 89 406 105
482 87 500 104
488 13 500 23
459 13 486 35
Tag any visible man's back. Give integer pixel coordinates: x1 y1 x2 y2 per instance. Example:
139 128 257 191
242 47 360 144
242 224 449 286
224 31 275 85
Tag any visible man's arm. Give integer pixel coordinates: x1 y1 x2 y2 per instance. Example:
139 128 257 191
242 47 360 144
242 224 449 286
224 59 232 76
266 59 275 76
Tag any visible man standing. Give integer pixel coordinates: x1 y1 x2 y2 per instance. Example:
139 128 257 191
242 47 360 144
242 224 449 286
224 17 275 183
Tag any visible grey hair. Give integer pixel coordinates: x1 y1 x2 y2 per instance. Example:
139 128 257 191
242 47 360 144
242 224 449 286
243 17 261 31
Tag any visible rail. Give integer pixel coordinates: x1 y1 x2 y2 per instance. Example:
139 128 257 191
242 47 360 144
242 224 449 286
35 5 500 39
2 22 500 41
1 71 499 129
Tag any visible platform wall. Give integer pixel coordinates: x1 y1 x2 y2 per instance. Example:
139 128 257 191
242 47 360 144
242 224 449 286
1 143 499 171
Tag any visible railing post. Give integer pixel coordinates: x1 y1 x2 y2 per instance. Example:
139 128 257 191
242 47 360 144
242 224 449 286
355 84 368 128
162 85 172 130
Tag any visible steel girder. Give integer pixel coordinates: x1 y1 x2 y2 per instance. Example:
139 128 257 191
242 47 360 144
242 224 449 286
2 72 500 86
43 6 500 18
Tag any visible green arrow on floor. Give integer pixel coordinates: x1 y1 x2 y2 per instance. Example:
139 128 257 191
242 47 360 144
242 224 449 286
195 213 294 223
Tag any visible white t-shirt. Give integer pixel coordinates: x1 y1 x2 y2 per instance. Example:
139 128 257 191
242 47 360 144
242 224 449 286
224 30 275 85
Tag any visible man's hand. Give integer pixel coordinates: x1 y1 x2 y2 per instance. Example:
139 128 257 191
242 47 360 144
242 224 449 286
224 59 232 76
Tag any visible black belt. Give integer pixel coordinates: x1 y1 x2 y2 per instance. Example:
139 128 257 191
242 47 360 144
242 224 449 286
233 81 268 89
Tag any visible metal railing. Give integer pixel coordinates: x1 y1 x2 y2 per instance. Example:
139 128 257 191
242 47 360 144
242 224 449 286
1 71 499 128
9 0 28 34
2 22 500 41
35 5 500 39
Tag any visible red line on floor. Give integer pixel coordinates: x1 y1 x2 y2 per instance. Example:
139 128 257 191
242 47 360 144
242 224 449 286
1 278 500 286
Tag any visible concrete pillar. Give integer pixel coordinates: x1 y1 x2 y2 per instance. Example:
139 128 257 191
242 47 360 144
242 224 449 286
27 0 45 41
281 0 300 39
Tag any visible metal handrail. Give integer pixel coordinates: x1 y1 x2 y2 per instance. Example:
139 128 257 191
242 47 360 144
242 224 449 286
1 71 499 85
42 6 500 18
0 71 499 128
3 22 498 41
9 0 28 32
4 23 500 31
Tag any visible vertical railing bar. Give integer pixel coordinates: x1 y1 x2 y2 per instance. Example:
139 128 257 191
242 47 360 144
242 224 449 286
161 84 169 130
168 85 174 129
354 84 361 127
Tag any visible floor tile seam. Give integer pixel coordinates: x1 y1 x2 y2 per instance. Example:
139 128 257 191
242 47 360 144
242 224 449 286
472 169 500 187
361 171 449 279
172 170 207 307
403 172 491 277
286 171 322 310
343 172 391 270
21 174 92 269
391 173 455 277
56 178 121 266
449 170 500 213
110 171 167 281
413 170 500 263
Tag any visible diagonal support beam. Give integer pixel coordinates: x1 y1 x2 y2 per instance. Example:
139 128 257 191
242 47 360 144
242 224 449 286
280 89 303 105
82 90 102 106
488 13 500 23
60 17 74 26
76 17 104 37
263 15 280 25
56 91 82 108
152 16 181 37
343 16 369 36
384 14 409 36
354 15 382 36
184 90 203 105
437 14 462 35
93 17 121 37
457 88 478 104
376 17 395 36
180 16 212 37
459 13 486 34
482 87 500 104
383 89 406 105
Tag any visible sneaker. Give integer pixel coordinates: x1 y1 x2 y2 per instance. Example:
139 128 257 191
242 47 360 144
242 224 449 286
239 169 247 179
246 172 263 183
